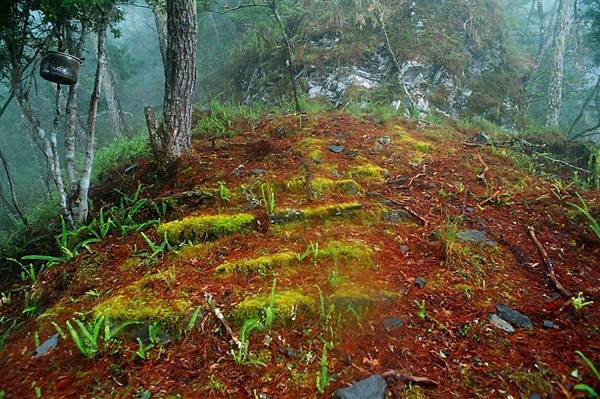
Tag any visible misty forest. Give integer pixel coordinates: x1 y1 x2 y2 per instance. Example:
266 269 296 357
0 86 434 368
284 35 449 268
1 0 600 397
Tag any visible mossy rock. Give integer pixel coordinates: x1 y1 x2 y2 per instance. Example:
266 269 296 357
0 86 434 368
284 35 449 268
349 164 389 182
269 202 362 224
230 289 318 325
302 202 363 220
92 275 191 325
283 176 361 197
157 213 255 243
330 283 394 311
214 251 299 277
319 240 374 266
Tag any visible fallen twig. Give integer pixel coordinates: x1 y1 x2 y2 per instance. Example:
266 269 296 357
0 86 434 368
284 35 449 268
476 153 489 190
204 292 242 349
527 227 572 297
382 370 438 388
379 195 427 225
477 190 502 207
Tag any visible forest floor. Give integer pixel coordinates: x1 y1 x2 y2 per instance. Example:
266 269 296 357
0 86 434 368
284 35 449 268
0 111 599 398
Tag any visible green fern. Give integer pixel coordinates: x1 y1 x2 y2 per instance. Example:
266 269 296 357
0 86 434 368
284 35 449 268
569 193 600 240
64 316 104 358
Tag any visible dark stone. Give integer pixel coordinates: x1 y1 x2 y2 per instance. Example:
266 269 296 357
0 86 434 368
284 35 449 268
383 317 404 332
332 374 387 399
496 304 533 329
457 230 496 246
542 320 557 329
415 277 427 288
285 347 296 358
382 209 414 223
33 333 59 358
528 393 542 399
399 245 409 254
250 168 267 176
329 144 345 153
377 136 391 145
488 313 515 334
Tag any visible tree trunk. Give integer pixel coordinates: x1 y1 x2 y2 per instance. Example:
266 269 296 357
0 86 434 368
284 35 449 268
545 0 574 127
76 25 106 224
270 2 301 112
64 22 88 188
102 51 127 138
151 2 168 67
0 145 27 224
146 0 197 166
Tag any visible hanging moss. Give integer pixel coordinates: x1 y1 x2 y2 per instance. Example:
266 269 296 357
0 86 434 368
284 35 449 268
157 213 255 243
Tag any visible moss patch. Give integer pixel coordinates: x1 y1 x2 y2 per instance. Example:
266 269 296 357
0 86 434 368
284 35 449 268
349 164 388 182
319 240 374 266
302 202 363 220
397 132 434 153
92 275 191 323
214 251 298 277
283 176 361 197
157 213 255 243
231 289 317 325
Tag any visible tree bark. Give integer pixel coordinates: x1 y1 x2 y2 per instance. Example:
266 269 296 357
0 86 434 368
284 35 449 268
76 25 106 224
147 0 197 166
269 1 301 112
101 52 127 138
545 0 574 127
151 1 168 67
64 22 88 188
0 145 27 224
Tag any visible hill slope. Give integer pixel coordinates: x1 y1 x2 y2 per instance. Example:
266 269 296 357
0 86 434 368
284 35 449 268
1 111 599 398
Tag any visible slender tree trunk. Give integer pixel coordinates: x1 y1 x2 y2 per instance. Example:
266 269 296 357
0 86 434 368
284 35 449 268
151 2 168 67
76 25 106 224
64 22 88 188
10 56 75 227
146 0 197 166
102 52 127 138
545 0 574 127
270 2 300 112
0 145 27 224
568 75 600 137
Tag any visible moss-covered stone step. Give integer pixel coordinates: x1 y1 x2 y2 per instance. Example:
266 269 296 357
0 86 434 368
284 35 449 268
92 275 192 325
282 176 361 197
269 202 363 224
213 240 374 277
157 213 255 244
230 289 318 325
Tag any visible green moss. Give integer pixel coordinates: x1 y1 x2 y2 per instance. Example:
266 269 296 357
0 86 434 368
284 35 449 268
319 240 374 265
92 275 191 323
231 289 317 325
349 164 388 182
157 213 255 243
301 202 363 220
214 251 298 277
397 133 434 153
283 176 361 197
404 385 427 399
298 137 324 161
